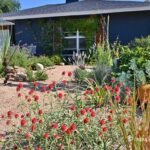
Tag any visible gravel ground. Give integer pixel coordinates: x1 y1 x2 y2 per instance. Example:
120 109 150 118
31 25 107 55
0 65 77 134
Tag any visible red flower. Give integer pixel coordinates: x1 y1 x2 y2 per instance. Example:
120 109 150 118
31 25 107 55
70 123 76 131
62 71 66 76
33 82 38 87
38 109 43 115
7 111 13 118
15 113 19 118
102 127 108 132
26 112 30 117
31 125 37 132
91 111 96 117
70 105 76 111
66 128 71 134
54 134 59 139
6 120 11 125
62 80 67 86
70 140 74 145
25 133 32 139
115 95 121 102
34 95 39 102
122 118 128 124
39 119 43 124
36 148 42 150
123 109 128 114
68 71 72 77
48 84 53 90
83 117 89 124
109 109 113 114
21 114 24 118
18 93 22 97
115 86 120 95
21 119 26 127
51 123 58 129
42 86 46 92
58 93 63 99
85 107 90 112
107 115 112 122
1 114 5 119
61 124 67 131
43 133 49 139
29 89 34 95
17 83 23 91
111 78 116 83
99 119 105 126
95 87 100 93
125 87 131 95
98 131 102 136
80 109 86 115
32 117 38 124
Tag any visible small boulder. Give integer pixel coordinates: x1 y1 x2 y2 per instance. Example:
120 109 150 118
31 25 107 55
36 63 44 71
15 72 27 82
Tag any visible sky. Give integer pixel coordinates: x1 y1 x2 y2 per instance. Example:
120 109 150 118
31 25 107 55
20 0 65 9
20 0 144 9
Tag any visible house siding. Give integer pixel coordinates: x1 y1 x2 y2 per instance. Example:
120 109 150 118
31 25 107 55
108 11 150 44
13 10 150 55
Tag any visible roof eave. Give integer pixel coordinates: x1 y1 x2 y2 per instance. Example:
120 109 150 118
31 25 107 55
1 6 150 20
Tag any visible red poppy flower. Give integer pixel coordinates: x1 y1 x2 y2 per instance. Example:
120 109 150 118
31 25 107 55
7 111 13 118
6 120 11 125
115 95 121 102
122 118 128 124
34 95 39 101
26 112 30 117
36 147 42 150
70 105 76 111
18 93 22 97
48 84 53 90
29 89 34 95
107 115 112 122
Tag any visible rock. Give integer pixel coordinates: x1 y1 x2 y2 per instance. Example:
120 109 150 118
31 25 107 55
6 66 14 70
60 62 65 66
36 63 44 71
15 72 27 82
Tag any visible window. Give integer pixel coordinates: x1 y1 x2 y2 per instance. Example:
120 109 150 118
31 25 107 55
62 30 86 57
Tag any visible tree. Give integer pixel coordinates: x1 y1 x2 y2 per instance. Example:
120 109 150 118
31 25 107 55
0 0 20 13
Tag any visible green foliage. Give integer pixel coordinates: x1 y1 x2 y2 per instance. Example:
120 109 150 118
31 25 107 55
73 68 90 82
35 71 48 81
0 0 20 13
29 56 54 70
9 50 29 68
26 70 48 82
91 64 112 85
49 54 62 65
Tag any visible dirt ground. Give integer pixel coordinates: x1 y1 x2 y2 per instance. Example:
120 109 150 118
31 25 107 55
0 65 77 134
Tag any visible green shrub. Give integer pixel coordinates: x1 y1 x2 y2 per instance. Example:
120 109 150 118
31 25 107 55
26 69 48 82
9 50 29 68
35 71 48 81
74 68 90 82
49 54 62 65
29 56 54 70
26 70 35 82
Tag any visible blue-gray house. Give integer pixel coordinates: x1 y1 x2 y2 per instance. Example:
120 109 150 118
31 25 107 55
1 0 150 56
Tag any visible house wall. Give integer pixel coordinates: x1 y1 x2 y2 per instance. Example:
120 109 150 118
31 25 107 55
108 11 150 44
14 18 53 55
13 10 150 55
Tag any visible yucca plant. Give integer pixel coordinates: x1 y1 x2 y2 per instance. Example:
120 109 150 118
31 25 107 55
0 30 17 84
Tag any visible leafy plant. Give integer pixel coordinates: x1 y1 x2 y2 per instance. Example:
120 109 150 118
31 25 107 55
35 71 48 81
50 54 62 65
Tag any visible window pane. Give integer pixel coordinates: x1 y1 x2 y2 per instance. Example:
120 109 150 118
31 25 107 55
63 38 76 49
79 38 86 49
